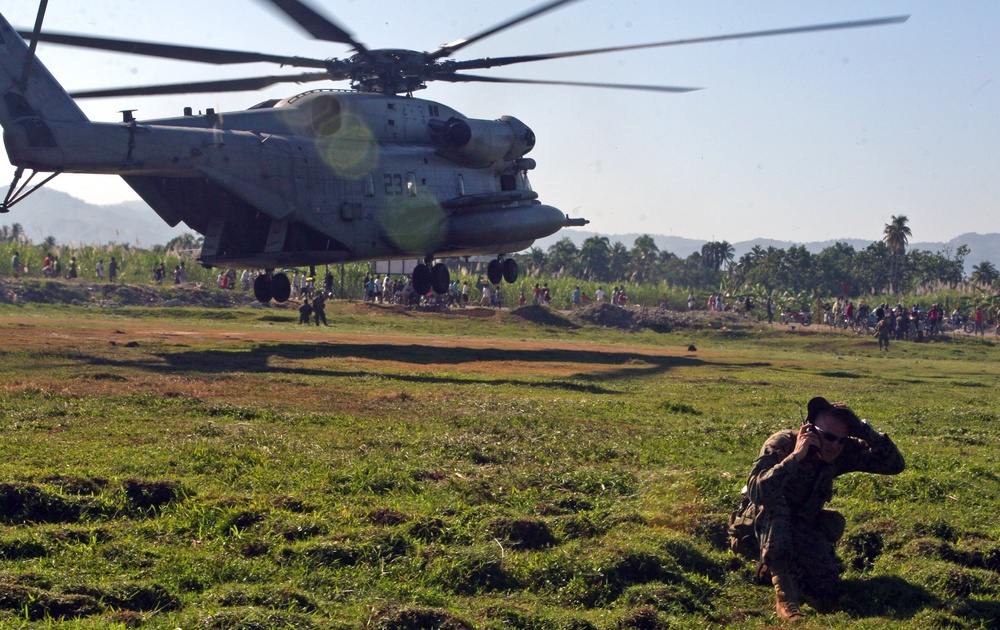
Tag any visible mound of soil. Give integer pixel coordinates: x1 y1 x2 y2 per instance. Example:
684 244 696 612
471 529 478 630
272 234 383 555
0 279 256 308
569 303 754 332
509 304 579 328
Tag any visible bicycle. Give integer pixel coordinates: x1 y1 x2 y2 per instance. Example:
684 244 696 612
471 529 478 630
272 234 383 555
852 316 871 335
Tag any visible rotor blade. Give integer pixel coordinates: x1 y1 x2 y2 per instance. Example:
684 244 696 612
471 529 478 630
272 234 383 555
16 30 328 68
19 0 49 90
434 72 700 93
69 72 332 99
430 0 581 60
262 0 369 54
449 15 910 72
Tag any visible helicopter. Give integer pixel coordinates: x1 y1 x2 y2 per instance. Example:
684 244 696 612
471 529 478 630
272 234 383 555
0 0 907 303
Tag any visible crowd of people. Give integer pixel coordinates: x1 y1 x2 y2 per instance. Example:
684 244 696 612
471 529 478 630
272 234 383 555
10 251 121 282
9 250 999 339
820 297 995 347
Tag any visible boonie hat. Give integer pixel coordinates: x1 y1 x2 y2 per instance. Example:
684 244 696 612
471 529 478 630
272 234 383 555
805 396 862 429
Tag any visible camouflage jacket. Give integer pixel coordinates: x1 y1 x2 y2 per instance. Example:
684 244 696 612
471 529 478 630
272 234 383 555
745 422 905 523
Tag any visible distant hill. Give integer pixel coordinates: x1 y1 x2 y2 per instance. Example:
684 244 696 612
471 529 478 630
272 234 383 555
535 230 1000 276
3 189 998 275
2 188 189 247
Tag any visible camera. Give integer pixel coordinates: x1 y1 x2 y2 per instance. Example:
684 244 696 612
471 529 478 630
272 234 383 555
801 423 819 454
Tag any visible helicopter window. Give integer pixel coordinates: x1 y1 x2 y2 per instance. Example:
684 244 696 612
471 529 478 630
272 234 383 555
310 95 342 137
500 174 517 191
406 173 417 197
365 173 375 197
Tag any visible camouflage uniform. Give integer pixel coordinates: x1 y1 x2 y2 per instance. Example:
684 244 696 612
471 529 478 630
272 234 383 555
874 318 891 351
733 420 904 604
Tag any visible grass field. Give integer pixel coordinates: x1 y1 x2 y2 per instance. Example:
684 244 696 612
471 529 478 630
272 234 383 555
0 302 997 629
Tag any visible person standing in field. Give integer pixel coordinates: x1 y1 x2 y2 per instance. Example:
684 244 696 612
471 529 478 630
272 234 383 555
728 397 904 623
873 316 891 351
108 257 118 283
312 291 328 326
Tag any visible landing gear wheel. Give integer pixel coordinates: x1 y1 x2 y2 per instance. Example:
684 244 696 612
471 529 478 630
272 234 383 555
502 258 519 284
487 259 503 285
430 263 450 294
412 264 432 296
253 274 273 303
271 272 291 303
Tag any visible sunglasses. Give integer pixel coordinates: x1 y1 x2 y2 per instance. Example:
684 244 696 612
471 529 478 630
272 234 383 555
816 428 848 445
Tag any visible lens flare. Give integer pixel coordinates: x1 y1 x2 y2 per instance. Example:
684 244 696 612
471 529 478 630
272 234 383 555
380 195 446 254
317 112 379 179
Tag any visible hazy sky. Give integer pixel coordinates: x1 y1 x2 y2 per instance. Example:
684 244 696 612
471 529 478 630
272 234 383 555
1 1 997 245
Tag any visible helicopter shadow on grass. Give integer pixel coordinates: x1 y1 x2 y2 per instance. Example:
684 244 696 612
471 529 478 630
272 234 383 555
838 575 938 620
85 342 762 395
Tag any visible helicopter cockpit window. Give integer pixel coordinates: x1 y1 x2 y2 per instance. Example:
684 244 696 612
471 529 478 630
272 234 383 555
500 174 517 191
406 173 417 197
310 95 342 137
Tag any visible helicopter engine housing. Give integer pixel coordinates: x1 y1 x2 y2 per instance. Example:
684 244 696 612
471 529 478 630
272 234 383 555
429 115 534 168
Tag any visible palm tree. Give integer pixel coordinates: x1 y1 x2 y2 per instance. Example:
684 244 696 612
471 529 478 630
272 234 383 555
701 241 735 271
629 234 659 283
164 232 203 252
883 215 912 293
579 236 611 281
608 241 630 281
546 237 579 278
525 246 547 278
883 215 911 255
970 260 999 288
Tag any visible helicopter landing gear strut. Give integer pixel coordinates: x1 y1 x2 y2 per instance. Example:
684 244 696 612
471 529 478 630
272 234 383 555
253 269 292 304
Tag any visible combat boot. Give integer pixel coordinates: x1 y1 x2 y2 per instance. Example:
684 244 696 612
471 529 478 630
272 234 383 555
772 574 804 623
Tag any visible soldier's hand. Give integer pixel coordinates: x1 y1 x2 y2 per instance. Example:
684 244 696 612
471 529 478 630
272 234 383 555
792 425 820 461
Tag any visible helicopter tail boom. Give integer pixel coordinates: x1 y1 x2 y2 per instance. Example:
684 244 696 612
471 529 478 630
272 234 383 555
0 12 88 137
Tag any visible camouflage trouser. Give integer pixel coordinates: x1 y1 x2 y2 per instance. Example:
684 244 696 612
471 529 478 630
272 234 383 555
755 500 845 601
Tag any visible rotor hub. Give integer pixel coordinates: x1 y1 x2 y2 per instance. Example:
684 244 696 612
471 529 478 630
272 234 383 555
342 49 431 94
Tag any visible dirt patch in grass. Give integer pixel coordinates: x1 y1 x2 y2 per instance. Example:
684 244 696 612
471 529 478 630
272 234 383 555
0 582 102 620
488 516 556 550
0 483 84 524
368 507 409 526
122 479 186 511
369 605 474 630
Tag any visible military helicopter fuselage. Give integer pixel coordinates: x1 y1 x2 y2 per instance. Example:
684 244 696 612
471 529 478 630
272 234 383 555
36 89 571 271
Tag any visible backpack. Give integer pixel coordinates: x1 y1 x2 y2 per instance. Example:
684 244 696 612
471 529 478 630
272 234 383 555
727 489 760 560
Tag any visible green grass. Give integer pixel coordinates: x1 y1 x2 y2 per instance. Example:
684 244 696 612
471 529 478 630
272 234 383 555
0 304 996 628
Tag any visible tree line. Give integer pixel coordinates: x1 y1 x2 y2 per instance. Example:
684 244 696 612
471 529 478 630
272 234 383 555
511 215 999 301
3 215 997 310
